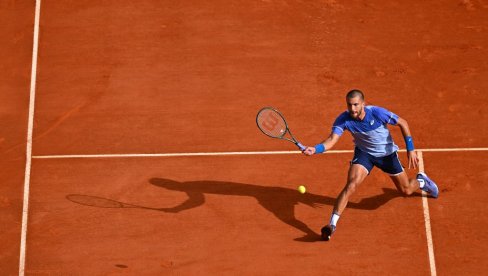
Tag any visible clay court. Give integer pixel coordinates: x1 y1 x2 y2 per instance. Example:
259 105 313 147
1 0 488 275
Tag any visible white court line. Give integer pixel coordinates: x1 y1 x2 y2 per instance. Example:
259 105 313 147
31 147 488 159
32 150 352 159
19 1 41 276
418 151 437 276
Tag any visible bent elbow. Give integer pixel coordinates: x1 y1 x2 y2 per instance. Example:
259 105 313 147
396 117 408 127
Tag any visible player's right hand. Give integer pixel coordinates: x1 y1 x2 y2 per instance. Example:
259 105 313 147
407 150 419 169
302 146 315 156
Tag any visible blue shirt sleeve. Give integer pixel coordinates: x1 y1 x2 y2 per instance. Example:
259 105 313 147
332 112 348 136
371 106 399 125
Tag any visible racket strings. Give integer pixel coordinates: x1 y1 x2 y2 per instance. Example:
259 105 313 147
257 109 287 138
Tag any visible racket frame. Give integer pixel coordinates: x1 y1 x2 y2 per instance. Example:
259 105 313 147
256 107 305 150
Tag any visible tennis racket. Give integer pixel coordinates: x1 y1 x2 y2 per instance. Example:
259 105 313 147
256 107 306 151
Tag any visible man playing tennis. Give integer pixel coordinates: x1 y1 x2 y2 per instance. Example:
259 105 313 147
302 89 439 241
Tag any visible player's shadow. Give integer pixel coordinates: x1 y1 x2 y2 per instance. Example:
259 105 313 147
148 178 406 242
66 179 410 242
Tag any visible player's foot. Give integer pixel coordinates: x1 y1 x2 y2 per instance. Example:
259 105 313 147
417 172 439 198
321 225 336 241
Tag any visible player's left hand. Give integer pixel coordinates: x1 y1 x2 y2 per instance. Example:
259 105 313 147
407 150 419 169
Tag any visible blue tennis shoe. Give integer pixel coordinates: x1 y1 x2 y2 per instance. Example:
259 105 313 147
417 172 439 198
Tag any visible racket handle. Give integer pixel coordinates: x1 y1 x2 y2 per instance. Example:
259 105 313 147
296 142 306 151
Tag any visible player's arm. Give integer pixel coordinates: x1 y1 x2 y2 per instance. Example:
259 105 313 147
302 132 341 156
395 117 419 169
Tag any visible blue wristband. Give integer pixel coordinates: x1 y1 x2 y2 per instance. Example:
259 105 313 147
405 136 414 151
314 143 326 154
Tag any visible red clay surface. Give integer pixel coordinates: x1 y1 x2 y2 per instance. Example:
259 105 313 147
26 155 430 275
2 0 488 275
424 151 488 275
32 0 488 155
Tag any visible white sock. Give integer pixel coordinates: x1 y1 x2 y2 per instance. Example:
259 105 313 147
329 212 340 227
418 179 425 189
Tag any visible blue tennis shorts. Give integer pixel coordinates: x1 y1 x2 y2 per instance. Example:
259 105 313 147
351 147 404 175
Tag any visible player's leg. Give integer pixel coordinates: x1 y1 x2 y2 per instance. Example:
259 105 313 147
390 172 439 198
322 150 371 241
390 172 420 196
374 151 418 195
334 164 369 215
380 152 439 198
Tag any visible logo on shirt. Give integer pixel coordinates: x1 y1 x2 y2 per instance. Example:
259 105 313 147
370 120 375 125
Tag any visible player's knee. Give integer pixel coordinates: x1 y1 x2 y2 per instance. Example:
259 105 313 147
345 181 359 195
398 185 414 196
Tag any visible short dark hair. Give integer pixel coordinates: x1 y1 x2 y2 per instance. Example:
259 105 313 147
346 89 364 101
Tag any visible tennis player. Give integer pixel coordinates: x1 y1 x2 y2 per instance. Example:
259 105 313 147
302 89 439 241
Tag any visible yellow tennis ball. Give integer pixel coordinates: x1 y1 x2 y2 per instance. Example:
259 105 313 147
298 185 306 194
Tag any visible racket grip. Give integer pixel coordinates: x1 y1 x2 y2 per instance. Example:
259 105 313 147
296 142 306 151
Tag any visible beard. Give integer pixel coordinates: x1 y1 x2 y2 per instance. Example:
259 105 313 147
350 109 361 118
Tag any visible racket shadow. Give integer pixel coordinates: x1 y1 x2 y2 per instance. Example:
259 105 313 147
148 178 405 242
66 194 162 211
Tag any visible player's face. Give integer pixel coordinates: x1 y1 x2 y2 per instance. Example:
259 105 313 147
346 96 365 120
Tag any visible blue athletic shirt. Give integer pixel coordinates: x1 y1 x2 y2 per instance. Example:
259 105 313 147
332 106 399 157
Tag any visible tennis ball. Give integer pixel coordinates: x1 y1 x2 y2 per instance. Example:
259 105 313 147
298 185 306 194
